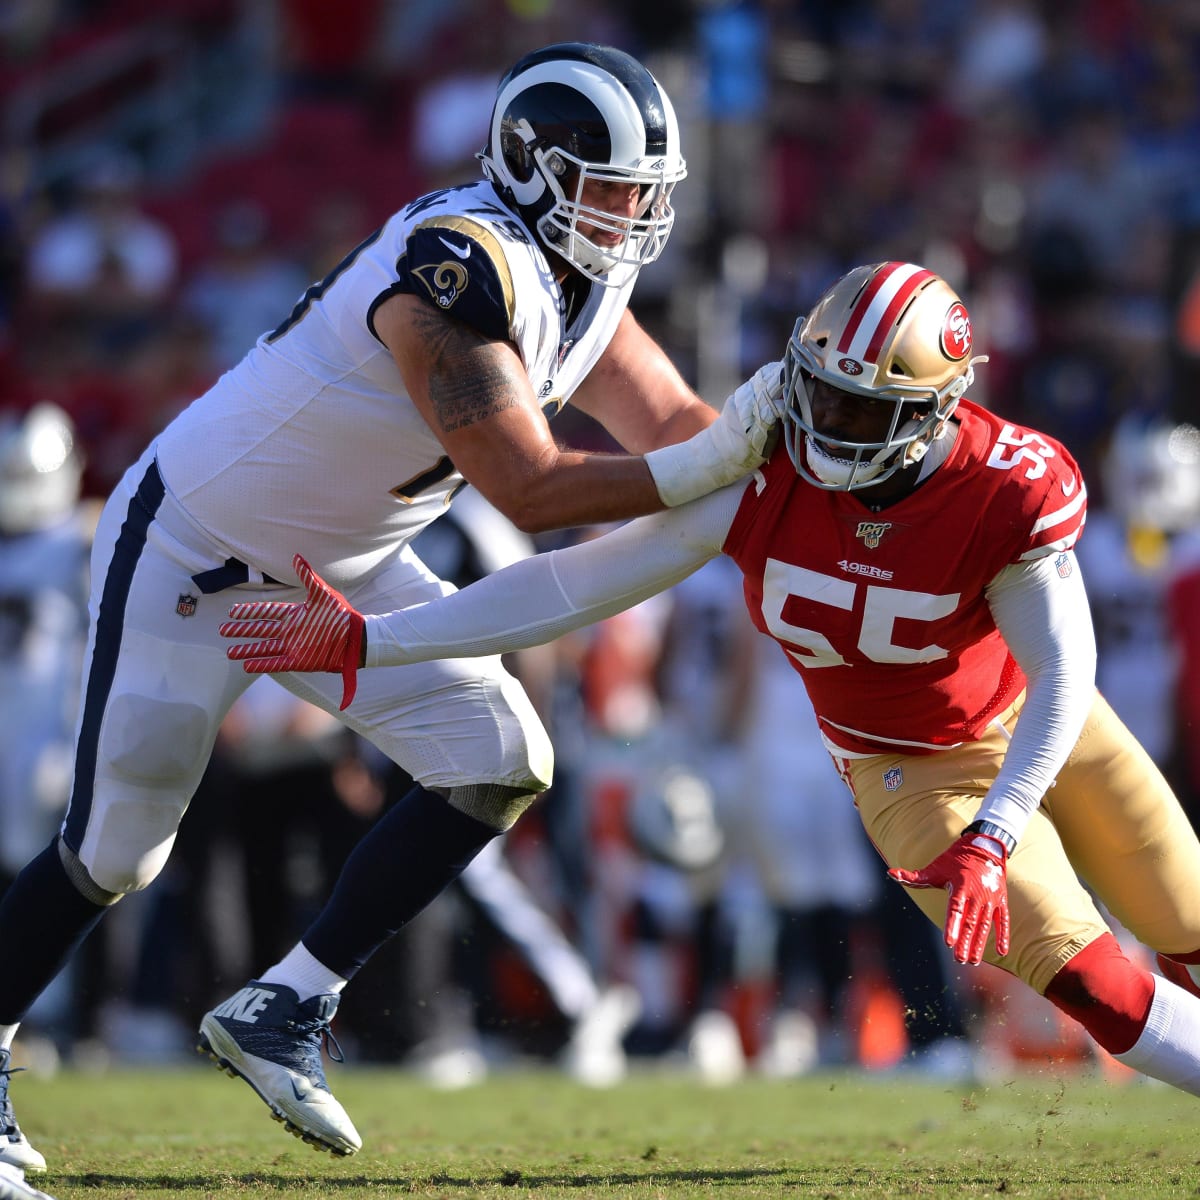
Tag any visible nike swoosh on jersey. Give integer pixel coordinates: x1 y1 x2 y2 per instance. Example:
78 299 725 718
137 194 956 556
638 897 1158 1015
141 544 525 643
439 236 471 259
1061 477 1076 496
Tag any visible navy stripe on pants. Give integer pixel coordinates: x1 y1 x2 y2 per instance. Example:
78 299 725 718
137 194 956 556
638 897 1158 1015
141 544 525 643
64 459 165 853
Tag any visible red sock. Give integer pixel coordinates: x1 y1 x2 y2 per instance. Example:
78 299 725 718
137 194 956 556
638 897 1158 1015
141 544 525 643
1043 933 1156 1055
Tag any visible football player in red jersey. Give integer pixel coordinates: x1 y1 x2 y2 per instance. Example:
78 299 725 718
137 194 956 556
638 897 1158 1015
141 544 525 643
223 260 1200 1102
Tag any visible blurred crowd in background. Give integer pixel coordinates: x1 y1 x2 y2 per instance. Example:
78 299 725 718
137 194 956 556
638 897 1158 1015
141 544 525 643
1 0 1200 1090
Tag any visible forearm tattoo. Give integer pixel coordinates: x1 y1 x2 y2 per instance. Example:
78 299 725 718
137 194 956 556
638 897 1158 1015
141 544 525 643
414 308 521 433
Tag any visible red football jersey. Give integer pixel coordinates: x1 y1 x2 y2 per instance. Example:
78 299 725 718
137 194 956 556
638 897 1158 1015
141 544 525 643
723 400 1087 755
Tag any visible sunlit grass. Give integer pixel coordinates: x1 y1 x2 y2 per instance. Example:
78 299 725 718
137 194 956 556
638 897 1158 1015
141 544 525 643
16 1061 1200 1198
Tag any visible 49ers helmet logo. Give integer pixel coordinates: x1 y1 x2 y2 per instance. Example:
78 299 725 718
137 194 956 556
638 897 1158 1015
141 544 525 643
941 302 972 360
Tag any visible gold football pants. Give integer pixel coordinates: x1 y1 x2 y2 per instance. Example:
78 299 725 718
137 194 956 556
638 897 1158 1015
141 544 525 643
840 690 1200 995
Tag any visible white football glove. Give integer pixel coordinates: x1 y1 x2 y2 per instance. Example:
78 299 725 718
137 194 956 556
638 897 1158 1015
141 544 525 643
644 360 786 507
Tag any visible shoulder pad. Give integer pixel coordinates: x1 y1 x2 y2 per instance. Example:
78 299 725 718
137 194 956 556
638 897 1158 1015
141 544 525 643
399 217 516 342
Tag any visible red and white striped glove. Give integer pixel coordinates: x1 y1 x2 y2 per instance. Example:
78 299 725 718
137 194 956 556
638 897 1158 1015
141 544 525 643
888 830 1011 966
220 553 364 711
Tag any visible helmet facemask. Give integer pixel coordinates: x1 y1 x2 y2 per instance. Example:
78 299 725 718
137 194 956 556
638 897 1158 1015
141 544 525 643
781 262 987 491
523 134 680 286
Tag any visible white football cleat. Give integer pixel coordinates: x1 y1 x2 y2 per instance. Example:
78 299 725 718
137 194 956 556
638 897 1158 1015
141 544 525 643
561 984 641 1088
686 1009 746 1086
197 980 361 1156
0 1162 56 1200
757 1010 820 1079
0 1052 44 1176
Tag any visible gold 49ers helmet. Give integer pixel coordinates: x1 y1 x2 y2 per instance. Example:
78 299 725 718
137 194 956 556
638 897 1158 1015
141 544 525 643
783 261 988 490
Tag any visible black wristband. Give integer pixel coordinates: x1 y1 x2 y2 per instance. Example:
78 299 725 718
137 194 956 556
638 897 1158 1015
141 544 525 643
963 820 1016 857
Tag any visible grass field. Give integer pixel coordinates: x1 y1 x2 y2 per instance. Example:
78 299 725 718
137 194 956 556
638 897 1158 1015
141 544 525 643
13 1061 1200 1199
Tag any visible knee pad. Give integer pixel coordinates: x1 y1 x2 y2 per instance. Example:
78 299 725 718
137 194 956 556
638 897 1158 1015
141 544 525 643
447 784 537 831
1044 932 1156 1055
81 694 211 894
102 694 211 786
57 839 124 907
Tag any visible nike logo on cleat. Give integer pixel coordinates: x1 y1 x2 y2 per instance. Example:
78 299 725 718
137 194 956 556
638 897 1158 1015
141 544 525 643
212 987 276 1023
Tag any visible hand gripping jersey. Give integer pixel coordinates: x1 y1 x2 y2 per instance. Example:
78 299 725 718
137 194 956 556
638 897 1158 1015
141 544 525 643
723 401 1087 755
155 181 634 592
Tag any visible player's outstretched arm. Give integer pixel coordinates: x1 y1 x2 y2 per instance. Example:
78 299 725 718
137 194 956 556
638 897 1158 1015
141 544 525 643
376 294 785 532
643 360 785 507
222 488 741 680
571 309 788 506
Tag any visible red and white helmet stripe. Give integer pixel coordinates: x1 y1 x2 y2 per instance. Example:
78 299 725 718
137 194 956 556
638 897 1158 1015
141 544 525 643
837 262 936 364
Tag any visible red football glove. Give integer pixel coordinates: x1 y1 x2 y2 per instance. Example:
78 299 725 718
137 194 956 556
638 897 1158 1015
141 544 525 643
888 832 1011 966
220 553 364 711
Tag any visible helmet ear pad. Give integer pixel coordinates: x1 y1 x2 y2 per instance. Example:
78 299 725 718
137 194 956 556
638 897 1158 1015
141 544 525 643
500 123 535 185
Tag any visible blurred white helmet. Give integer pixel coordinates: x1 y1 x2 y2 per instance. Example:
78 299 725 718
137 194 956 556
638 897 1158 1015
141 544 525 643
1101 416 1200 533
0 404 83 534
627 764 724 872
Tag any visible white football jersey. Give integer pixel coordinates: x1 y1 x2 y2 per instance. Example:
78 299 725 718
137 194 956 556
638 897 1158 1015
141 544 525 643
155 181 635 591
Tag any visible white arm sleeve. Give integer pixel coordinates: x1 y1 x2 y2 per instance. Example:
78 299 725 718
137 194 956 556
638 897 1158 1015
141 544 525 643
364 482 745 666
972 549 1097 844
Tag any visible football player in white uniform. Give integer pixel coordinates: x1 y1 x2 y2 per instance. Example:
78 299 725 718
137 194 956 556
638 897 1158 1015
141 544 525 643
229 262 1200 1114
0 43 785 1164
0 405 90 1176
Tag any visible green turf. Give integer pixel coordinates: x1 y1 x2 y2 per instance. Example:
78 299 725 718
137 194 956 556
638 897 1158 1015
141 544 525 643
14 1062 1200 1198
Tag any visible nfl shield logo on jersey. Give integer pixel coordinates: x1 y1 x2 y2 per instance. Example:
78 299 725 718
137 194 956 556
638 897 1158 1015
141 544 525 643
176 592 198 618
1055 552 1072 578
883 766 903 791
856 520 892 549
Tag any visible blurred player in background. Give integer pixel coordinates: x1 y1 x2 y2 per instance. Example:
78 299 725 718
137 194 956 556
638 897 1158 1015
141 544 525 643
1167 514 1200 826
0 406 90 1173
236 260 1200 1115
0 41 784 1167
1078 415 1200 775
384 488 641 1088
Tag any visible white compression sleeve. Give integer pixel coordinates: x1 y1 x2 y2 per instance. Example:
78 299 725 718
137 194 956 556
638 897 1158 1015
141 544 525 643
972 549 1097 843
364 483 745 666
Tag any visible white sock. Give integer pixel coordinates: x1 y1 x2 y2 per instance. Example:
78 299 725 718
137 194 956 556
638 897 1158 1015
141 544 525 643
1115 975 1200 1095
0 1024 18 1052
258 943 347 1002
